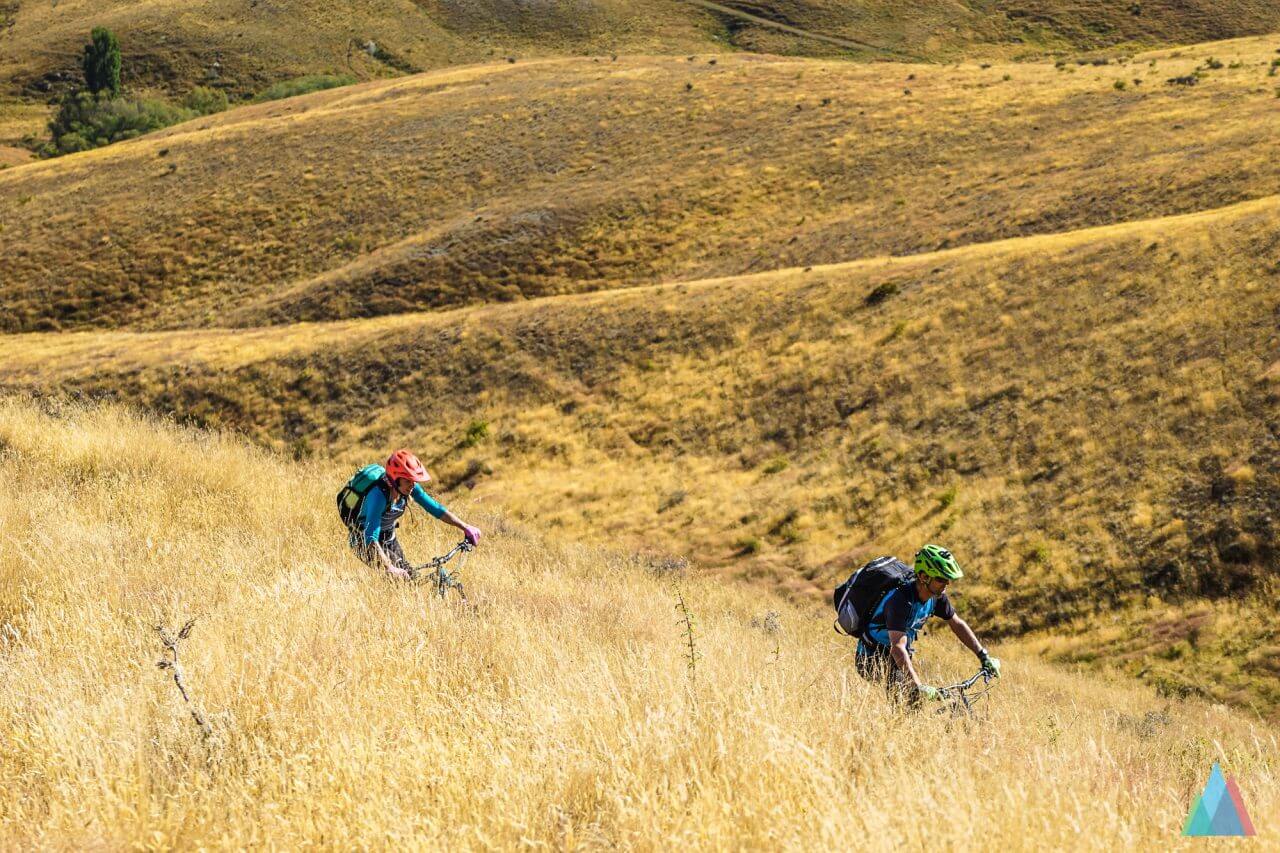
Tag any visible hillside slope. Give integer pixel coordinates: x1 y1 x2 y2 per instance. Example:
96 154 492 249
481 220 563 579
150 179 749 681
4 0 1280 98
4 190 1278 708
1 400 1276 847
0 0 718 98
3 39 1280 333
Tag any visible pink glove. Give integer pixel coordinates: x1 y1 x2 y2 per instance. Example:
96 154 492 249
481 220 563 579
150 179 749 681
463 525 481 546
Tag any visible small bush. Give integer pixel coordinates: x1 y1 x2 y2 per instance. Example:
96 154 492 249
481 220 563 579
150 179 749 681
1113 79 1126 90
47 92 193 155
735 537 762 555
777 522 804 545
879 320 908 345
865 281 900 305
658 490 687 513
762 457 788 475
1201 57 1223 70
463 419 489 447
254 74 357 103
182 86 228 116
936 486 957 509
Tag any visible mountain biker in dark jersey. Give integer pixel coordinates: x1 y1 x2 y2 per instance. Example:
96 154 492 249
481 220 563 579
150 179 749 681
856 544 1000 704
350 449 481 580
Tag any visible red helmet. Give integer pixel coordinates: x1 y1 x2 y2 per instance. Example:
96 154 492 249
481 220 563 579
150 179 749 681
386 449 430 484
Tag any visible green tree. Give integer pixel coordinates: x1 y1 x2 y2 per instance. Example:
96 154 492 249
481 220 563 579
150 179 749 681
82 27 122 98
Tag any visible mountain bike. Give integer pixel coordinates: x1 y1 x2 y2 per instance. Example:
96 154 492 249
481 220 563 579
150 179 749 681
934 668 997 719
408 540 473 603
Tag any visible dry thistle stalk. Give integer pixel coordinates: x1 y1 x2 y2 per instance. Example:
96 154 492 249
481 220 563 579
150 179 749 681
673 585 700 691
155 618 213 740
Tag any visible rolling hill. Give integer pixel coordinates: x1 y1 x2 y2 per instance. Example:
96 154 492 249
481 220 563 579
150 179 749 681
3 185 1278 708
2 30 1279 712
4 0 1280 100
2 40 1280 333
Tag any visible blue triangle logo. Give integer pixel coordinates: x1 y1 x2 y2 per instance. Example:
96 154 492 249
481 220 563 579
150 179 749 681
1184 762 1256 837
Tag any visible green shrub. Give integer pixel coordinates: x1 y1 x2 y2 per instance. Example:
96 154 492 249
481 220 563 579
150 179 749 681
777 522 804 545
936 486 957 509
182 86 228 116
254 74 357 103
762 457 788 475
82 27 121 98
1113 79 1127 90
880 320 908 344
47 92 193 155
735 537 762 555
865 281 900 305
463 419 490 447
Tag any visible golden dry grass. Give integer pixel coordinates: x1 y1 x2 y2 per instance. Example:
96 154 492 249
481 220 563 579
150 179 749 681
3 186 1278 710
0 98 46 151
1 399 1277 848
4 38 1280 332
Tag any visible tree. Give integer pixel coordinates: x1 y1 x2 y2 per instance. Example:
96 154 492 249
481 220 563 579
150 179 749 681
82 27 122 98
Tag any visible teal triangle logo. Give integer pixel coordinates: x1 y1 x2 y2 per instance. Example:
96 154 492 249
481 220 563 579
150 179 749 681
1183 762 1256 837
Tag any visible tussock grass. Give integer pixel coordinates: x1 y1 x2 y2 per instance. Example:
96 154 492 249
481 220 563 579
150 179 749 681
1 399 1277 847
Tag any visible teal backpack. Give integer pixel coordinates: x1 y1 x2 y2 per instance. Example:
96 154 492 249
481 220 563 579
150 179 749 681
337 464 387 527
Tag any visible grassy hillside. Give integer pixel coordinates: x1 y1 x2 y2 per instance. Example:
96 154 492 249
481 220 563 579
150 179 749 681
3 39 1280 333
4 186 1278 709
4 0 1280 99
1 399 1276 847
0 0 718 99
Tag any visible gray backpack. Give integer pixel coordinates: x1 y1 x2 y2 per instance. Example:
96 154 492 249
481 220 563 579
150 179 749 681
832 556 913 638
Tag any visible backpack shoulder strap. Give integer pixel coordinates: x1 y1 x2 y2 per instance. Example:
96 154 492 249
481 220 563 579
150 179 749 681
867 580 912 632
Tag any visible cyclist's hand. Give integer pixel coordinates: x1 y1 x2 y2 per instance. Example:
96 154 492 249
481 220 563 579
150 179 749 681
980 653 1001 678
463 525 481 546
387 566 411 581
917 685 942 702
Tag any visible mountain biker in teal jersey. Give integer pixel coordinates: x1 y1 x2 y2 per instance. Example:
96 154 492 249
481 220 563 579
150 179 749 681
346 449 481 580
856 545 1000 704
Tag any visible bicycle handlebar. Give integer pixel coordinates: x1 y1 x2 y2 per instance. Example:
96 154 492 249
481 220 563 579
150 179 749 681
409 540 474 574
938 668 994 697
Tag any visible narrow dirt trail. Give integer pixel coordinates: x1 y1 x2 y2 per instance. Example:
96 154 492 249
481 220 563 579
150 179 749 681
683 0 926 61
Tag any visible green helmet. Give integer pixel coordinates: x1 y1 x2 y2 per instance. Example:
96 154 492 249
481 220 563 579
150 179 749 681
914 544 963 580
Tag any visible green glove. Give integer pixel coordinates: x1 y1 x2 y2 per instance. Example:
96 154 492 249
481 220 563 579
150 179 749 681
917 684 942 702
980 653 1001 678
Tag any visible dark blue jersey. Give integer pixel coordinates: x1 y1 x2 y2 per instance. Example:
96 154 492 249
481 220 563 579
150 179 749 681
863 582 955 648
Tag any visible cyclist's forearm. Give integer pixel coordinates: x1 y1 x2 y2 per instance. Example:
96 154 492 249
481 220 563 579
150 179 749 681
439 509 469 530
948 617 985 657
890 644 921 685
371 542 399 574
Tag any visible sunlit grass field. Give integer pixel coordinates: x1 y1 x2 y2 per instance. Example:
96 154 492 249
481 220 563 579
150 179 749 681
1 400 1276 848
